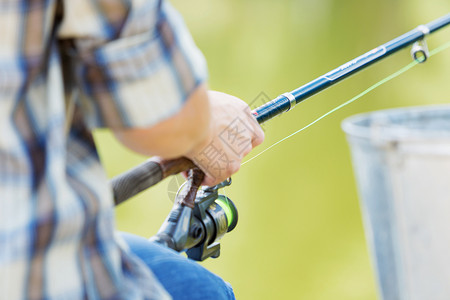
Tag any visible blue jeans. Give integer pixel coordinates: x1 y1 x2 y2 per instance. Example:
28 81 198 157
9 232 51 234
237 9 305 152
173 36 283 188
121 233 235 300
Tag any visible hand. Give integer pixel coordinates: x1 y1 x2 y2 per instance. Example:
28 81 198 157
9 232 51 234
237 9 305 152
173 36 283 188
186 91 264 186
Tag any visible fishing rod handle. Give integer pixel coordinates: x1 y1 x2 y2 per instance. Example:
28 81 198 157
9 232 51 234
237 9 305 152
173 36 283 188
253 13 450 124
111 157 195 205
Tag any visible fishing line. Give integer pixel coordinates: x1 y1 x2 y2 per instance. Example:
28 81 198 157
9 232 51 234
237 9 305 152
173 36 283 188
242 41 450 167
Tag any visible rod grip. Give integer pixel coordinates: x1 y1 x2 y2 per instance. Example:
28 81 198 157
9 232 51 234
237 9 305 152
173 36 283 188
112 157 196 205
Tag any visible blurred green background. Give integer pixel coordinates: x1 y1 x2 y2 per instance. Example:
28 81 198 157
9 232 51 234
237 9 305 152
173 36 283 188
94 1 450 299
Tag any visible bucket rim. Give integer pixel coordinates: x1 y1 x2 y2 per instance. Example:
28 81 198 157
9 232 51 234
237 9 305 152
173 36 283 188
342 104 450 141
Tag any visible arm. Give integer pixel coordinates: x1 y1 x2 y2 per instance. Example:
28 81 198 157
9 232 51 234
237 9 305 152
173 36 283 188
113 83 210 159
59 0 263 185
114 85 265 186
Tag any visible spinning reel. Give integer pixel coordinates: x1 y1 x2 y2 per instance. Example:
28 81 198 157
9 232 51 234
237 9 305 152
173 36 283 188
150 174 238 261
112 158 238 261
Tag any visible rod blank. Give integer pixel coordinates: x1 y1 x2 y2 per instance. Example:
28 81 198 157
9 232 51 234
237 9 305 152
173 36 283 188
253 13 450 124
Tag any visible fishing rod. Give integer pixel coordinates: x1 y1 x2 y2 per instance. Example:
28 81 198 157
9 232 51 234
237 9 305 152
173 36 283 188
253 13 450 123
111 13 450 261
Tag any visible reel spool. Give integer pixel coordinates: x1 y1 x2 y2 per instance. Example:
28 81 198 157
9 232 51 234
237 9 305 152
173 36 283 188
150 178 238 261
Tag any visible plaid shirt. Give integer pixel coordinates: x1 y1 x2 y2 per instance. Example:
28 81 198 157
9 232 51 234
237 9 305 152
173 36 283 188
0 0 207 299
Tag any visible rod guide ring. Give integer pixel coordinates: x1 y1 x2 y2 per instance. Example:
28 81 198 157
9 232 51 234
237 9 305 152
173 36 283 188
282 92 296 111
416 24 430 36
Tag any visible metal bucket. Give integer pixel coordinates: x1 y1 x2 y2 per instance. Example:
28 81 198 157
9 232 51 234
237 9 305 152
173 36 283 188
342 105 450 300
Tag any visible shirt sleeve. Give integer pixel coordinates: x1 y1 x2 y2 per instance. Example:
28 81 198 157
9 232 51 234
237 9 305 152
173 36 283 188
58 0 208 129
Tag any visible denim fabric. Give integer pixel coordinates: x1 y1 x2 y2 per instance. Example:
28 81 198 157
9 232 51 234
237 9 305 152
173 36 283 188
121 232 236 300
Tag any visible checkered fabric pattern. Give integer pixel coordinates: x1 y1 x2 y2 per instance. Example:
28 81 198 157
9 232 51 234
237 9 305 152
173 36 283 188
0 0 207 299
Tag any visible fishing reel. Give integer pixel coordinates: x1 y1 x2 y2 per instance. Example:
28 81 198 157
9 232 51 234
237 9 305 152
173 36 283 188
111 158 238 261
150 174 238 261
